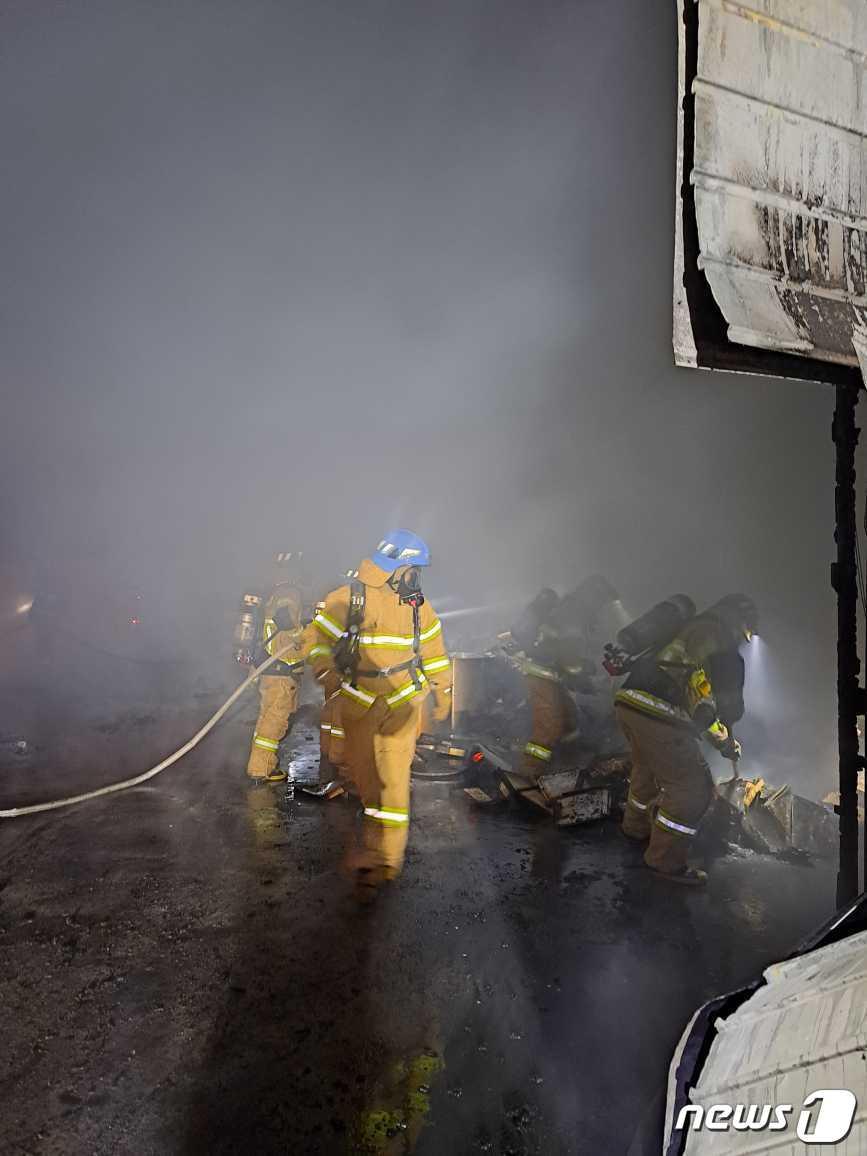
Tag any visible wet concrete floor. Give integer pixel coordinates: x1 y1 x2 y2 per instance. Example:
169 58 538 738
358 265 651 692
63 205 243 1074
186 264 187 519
0 672 838 1155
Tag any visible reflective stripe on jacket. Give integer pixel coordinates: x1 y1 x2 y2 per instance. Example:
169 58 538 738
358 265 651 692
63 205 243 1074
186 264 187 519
300 558 450 709
620 616 735 735
518 657 560 682
614 687 692 726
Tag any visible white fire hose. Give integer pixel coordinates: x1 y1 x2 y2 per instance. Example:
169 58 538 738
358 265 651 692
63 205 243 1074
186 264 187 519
0 644 300 820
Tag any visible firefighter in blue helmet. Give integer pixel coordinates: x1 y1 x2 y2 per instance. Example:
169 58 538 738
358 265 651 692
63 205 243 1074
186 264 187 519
300 531 452 900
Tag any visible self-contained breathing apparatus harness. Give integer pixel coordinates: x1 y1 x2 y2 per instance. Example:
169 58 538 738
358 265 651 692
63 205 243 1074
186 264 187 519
333 572 426 694
606 597 744 761
259 597 305 678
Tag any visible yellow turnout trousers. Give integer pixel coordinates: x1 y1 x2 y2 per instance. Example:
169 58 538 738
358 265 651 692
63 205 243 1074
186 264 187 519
521 674 574 775
247 675 299 778
318 671 346 776
341 696 420 880
616 703 714 874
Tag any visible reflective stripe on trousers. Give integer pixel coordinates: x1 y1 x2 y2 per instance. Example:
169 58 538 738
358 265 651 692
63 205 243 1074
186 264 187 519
253 734 279 751
627 792 651 812
363 807 409 827
655 809 699 837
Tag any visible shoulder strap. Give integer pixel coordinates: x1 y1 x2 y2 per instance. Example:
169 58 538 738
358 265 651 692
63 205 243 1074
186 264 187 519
347 579 366 630
408 603 423 688
332 579 367 684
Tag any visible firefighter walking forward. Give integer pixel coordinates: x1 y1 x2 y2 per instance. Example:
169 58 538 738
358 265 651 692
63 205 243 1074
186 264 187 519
300 530 451 899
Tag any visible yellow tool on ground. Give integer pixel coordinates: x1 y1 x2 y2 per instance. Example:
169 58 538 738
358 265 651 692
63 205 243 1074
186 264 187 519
743 777 765 809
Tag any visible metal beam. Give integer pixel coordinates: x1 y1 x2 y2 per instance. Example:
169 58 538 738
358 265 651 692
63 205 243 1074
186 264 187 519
832 376 861 906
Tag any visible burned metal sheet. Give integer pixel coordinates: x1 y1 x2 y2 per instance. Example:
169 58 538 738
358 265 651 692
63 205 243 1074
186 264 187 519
675 0 867 376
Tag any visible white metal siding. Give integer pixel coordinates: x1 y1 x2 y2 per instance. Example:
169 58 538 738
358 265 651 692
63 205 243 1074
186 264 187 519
679 0 867 367
678 929 867 1154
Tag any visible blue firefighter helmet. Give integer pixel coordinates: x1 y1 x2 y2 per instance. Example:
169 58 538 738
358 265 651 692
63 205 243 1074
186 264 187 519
370 529 431 572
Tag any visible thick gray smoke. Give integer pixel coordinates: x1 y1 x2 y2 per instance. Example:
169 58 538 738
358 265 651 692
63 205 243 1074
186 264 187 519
0 1 840 792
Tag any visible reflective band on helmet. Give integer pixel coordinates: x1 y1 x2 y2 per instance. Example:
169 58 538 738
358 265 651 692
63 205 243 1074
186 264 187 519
524 742 552 762
655 811 698 837
421 655 450 675
419 619 442 643
253 735 279 751
314 612 344 640
522 661 560 681
340 681 376 707
363 807 409 826
385 674 427 708
309 643 333 661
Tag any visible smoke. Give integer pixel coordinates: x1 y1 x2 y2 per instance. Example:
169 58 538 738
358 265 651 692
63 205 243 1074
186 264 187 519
0 0 839 791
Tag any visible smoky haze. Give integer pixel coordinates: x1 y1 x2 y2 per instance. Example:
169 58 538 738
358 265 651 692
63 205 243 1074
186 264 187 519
0 1 839 791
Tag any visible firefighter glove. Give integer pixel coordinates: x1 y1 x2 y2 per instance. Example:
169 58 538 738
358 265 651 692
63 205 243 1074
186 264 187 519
718 735 742 763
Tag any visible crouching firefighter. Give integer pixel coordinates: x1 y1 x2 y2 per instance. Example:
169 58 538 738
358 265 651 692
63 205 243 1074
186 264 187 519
612 593 757 885
300 531 451 900
510 587 596 777
246 561 306 783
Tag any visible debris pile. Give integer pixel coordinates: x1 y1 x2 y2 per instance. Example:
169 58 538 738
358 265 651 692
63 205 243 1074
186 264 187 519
463 749 630 827
712 776 837 858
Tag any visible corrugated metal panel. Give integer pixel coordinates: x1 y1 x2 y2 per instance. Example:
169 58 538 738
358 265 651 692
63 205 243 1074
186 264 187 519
674 0 699 367
679 929 867 1154
676 0 867 369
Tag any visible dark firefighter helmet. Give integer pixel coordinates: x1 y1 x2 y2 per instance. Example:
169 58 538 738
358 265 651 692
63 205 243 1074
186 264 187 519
531 588 560 616
705 593 759 642
559 575 620 632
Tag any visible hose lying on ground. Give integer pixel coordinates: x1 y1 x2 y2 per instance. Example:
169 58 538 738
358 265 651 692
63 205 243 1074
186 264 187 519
0 645 302 820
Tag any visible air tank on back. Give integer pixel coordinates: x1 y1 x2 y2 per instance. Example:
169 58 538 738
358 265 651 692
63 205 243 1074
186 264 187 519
616 595 696 657
233 592 263 665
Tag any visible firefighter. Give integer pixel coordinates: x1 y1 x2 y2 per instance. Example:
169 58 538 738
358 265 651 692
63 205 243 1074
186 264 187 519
245 556 306 783
615 593 757 885
300 530 451 899
510 588 596 777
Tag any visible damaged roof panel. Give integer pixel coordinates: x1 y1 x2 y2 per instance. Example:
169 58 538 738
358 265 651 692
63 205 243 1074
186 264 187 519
674 0 867 381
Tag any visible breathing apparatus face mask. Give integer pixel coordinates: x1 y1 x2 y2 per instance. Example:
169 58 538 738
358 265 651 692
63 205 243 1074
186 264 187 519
392 567 425 607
